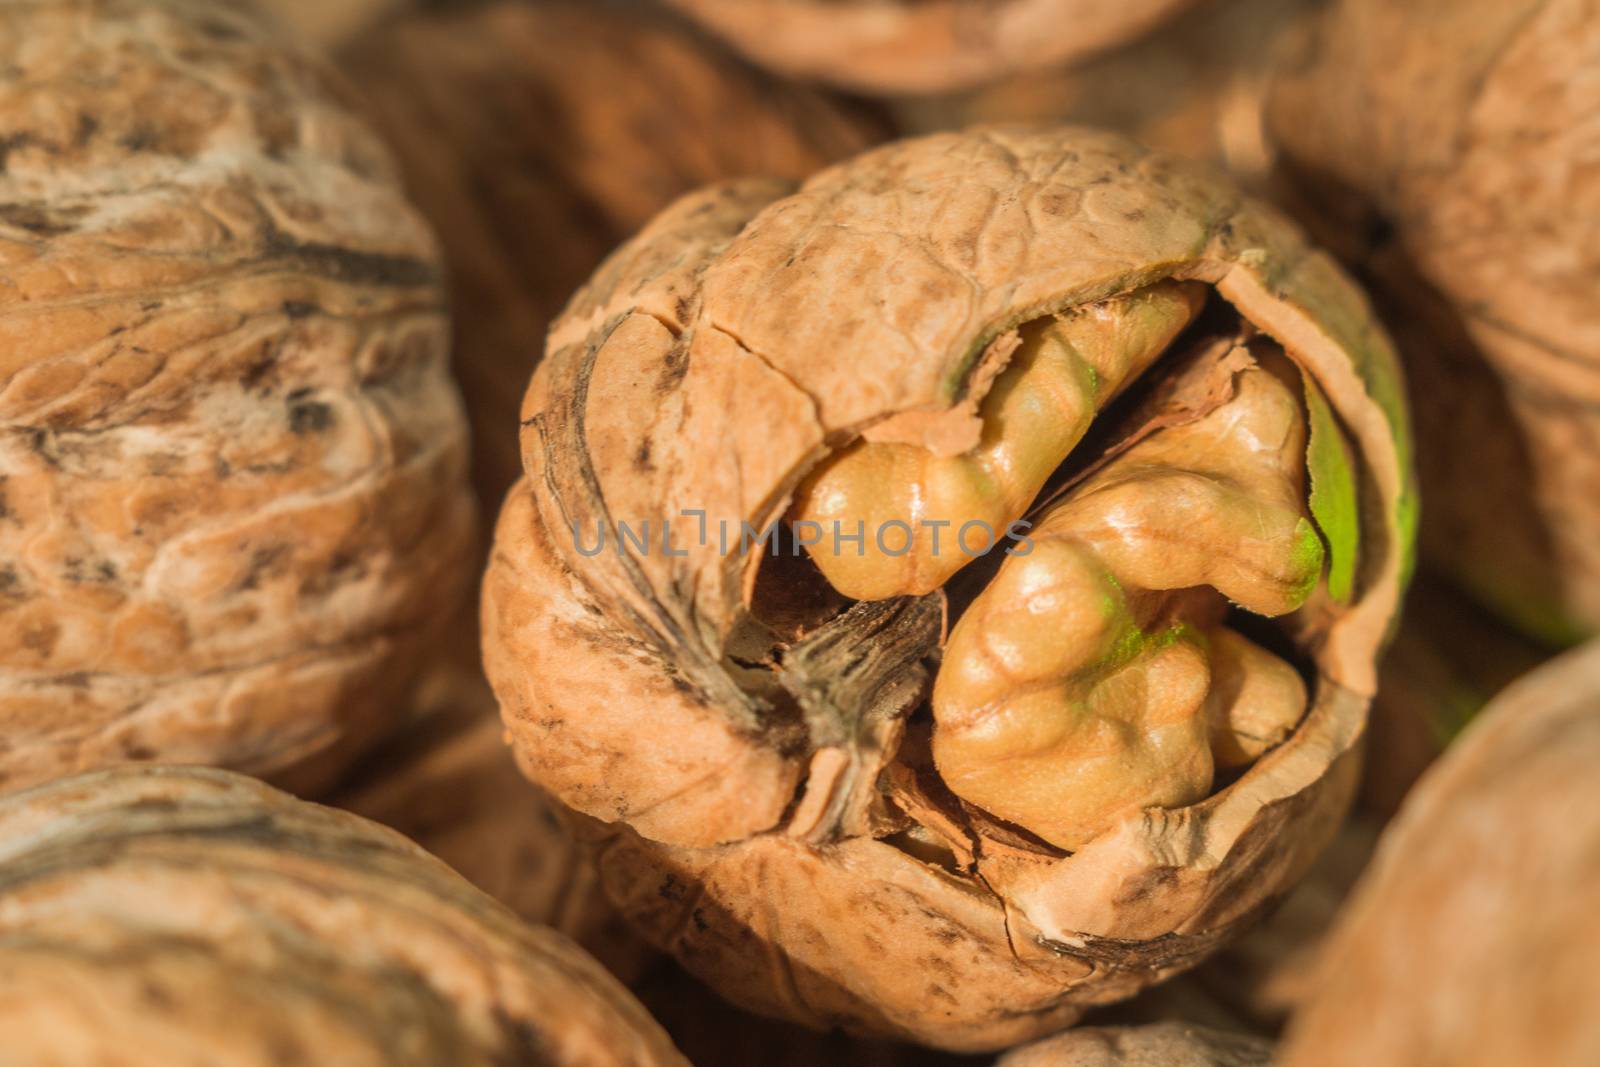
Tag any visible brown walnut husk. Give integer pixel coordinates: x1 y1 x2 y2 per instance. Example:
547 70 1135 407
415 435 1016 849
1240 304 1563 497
1267 0 1600 642
483 127 1413 1050
1278 638 1600 1066
0 765 687 1066
662 0 1199 94
339 0 882 514
0 0 476 793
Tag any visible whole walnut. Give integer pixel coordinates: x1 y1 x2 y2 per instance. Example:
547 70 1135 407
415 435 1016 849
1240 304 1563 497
0 0 476 792
483 127 1415 1050
0 765 687 1066
1279 638 1600 1066
662 0 1200 94
339 0 882 514
1267 0 1600 643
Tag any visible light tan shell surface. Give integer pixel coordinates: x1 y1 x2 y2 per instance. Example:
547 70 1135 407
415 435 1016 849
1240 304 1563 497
664 0 1199 94
340 0 882 514
0 765 687 1067
1278 639 1600 1066
0 0 476 793
1267 0 1600 641
997 1022 1271 1066
483 127 1412 1048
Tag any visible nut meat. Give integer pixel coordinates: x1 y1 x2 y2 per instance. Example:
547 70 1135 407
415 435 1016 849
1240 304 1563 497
0 0 476 792
0 765 687 1066
483 127 1413 1049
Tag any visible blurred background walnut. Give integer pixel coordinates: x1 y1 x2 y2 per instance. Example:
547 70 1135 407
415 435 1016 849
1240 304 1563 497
0 0 475 795
0 765 687 1066
662 0 1201 94
337 0 885 516
1266 0 1600 644
1278 639 1600 1066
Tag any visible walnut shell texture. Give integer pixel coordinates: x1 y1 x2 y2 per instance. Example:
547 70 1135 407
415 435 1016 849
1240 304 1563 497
998 1021 1272 1066
483 127 1413 1049
339 0 882 514
1267 0 1600 641
1278 639 1600 1066
0 0 476 793
664 0 1200 94
0 765 687 1066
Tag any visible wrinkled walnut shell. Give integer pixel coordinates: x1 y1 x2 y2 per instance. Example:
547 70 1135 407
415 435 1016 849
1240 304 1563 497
0 765 686 1066
1279 638 1600 1066
484 127 1412 1049
663 0 1198 94
0 0 476 793
1267 0 1600 641
339 0 881 513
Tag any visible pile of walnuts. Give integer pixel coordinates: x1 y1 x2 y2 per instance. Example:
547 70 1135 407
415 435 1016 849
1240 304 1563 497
1 0 1595 1064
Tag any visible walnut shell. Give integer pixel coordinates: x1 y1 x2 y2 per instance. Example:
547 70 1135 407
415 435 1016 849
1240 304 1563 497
338 0 882 513
1266 0 1600 641
998 1022 1272 1066
1278 638 1600 1066
662 0 1199 94
483 127 1413 1049
0 765 686 1066
0 0 476 792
